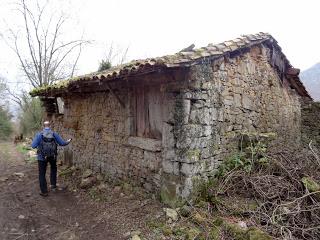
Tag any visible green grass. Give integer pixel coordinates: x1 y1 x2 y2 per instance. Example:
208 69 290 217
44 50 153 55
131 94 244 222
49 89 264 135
16 144 31 154
0 142 10 160
16 143 37 163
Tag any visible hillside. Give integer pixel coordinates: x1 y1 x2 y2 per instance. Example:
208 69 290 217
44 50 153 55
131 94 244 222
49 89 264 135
300 63 320 101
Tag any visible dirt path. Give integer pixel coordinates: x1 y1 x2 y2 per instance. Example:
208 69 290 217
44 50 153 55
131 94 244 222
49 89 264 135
0 142 163 240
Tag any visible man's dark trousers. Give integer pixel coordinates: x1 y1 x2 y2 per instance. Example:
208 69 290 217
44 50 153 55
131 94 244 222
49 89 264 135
38 156 57 193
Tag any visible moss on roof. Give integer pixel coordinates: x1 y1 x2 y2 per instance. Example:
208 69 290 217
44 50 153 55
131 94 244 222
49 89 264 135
30 79 71 96
30 32 309 99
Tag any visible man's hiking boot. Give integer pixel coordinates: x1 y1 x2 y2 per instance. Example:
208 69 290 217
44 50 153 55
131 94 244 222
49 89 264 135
50 185 57 192
39 192 48 197
51 185 66 192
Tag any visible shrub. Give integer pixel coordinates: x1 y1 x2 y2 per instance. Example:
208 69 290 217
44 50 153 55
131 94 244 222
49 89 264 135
19 97 43 136
98 60 112 71
216 133 272 178
0 107 13 139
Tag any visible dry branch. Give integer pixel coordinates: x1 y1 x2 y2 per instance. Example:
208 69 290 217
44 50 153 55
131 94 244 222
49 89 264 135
3 0 89 89
211 146 320 239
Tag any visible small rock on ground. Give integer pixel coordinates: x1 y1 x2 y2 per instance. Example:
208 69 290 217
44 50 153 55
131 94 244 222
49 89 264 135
82 169 93 178
179 205 192 217
237 221 248 229
131 230 141 236
164 208 178 221
0 177 9 182
13 172 25 178
80 176 97 189
131 235 141 240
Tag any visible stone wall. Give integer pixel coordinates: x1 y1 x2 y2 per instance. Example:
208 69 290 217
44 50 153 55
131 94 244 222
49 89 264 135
160 45 302 201
301 102 320 148
48 44 302 204
51 88 168 193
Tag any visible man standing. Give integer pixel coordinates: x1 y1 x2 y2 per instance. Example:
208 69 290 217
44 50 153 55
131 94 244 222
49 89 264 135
31 121 71 196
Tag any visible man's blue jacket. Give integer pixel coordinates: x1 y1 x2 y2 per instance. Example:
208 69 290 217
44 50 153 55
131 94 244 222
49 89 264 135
31 127 69 161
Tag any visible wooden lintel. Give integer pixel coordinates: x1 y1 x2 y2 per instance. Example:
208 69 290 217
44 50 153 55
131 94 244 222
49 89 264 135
105 82 125 108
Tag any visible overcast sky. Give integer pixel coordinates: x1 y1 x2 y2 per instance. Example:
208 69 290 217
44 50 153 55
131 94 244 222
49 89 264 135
0 0 319 90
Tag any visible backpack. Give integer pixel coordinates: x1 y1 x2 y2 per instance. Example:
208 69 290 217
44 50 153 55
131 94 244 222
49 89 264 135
38 130 57 159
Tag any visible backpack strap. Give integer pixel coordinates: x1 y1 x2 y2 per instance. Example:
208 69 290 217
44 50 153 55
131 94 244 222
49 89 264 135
42 130 54 139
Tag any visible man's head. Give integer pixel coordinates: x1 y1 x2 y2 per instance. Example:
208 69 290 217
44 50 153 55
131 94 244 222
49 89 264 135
43 121 50 128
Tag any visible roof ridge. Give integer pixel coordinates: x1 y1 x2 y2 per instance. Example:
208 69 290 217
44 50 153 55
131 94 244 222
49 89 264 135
77 32 275 78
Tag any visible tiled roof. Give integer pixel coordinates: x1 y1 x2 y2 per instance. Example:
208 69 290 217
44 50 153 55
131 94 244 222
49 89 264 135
30 32 310 99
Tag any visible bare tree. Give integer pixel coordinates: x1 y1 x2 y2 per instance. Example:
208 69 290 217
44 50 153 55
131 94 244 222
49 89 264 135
5 86 27 109
98 43 129 71
4 0 88 88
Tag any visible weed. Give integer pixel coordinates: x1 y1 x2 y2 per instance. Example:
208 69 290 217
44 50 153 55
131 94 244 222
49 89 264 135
16 144 31 154
216 134 271 178
88 187 108 202
16 144 37 163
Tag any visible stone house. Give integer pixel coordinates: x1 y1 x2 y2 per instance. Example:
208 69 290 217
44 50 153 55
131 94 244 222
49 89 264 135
31 33 311 204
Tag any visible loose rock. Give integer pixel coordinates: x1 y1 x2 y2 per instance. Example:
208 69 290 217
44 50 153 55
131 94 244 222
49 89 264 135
0 177 8 182
13 172 24 178
82 169 93 178
97 183 108 191
80 176 97 189
130 230 141 236
192 212 206 224
237 221 248 230
164 208 178 221
27 150 37 158
131 235 141 240
179 205 192 217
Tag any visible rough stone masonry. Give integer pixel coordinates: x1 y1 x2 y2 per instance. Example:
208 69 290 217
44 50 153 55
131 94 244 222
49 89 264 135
32 33 311 205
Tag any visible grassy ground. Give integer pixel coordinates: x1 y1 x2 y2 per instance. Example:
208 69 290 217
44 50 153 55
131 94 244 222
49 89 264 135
0 142 10 160
16 143 37 163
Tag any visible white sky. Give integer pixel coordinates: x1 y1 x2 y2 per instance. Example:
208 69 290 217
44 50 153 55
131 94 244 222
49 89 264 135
0 0 320 89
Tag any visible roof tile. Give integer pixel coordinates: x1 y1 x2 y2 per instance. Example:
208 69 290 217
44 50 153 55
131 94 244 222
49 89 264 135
215 44 227 51
223 41 235 47
30 32 310 100
229 45 238 51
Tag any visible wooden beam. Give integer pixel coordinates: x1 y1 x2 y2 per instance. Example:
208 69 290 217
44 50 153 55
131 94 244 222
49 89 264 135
105 82 125 108
286 67 300 76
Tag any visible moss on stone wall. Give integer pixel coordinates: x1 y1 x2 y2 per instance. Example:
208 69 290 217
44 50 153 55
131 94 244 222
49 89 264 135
187 149 201 162
301 102 320 148
160 174 185 207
